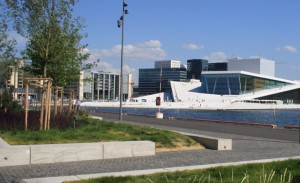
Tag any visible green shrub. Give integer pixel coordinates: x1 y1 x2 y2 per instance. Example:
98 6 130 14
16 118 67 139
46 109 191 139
0 88 22 113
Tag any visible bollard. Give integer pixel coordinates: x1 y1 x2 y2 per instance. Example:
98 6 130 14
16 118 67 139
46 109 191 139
73 116 77 128
156 112 163 119
272 124 277 129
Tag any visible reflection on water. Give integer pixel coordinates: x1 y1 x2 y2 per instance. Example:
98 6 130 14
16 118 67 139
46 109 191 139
83 107 300 128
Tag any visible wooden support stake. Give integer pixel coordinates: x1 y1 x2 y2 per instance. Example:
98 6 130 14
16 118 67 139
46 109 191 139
69 90 73 112
24 78 53 130
25 80 29 131
60 90 63 114
54 88 58 115
40 81 45 130
47 81 52 130
44 81 49 130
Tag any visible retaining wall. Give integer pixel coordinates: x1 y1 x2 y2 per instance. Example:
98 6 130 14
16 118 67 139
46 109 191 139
0 139 155 167
174 132 232 150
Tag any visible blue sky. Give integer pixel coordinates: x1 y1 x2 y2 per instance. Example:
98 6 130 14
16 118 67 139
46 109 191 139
13 0 300 84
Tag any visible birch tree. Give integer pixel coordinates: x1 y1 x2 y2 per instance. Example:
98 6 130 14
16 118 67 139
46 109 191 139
6 0 89 129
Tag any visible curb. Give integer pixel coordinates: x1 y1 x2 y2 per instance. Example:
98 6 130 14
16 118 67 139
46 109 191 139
19 156 300 183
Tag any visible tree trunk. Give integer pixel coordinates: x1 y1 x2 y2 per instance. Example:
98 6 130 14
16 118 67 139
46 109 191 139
40 64 47 130
39 81 45 130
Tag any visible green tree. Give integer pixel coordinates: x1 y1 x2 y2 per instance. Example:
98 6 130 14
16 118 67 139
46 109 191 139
0 1 17 87
6 0 90 129
6 0 89 84
0 88 22 112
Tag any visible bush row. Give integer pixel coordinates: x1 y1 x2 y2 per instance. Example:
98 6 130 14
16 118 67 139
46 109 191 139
0 110 89 131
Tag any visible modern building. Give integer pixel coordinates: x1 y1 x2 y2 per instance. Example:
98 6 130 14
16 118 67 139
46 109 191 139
186 59 208 80
5 60 24 90
200 71 294 95
122 73 134 101
208 62 228 71
82 71 120 100
138 67 187 96
138 58 300 106
82 70 133 101
228 58 275 77
82 57 300 109
2 60 37 100
154 60 181 69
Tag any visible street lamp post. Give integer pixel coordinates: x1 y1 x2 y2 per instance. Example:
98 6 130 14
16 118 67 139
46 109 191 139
118 0 128 121
97 76 100 101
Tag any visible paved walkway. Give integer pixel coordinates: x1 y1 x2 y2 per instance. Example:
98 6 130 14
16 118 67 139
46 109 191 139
1 113 300 183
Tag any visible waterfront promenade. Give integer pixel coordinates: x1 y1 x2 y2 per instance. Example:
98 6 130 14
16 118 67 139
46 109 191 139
94 111 300 142
1 112 300 183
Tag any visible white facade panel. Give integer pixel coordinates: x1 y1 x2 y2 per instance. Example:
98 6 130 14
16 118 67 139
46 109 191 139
260 58 275 77
228 58 275 77
228 58 260 74
123 74 133 99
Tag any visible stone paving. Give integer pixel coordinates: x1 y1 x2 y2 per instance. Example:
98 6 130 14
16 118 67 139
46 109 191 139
1 116 300 182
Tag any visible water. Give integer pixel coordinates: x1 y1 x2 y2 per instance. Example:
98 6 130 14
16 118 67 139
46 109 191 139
83 107 300 128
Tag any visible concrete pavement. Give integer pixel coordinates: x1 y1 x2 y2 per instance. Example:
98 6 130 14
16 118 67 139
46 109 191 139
1 112 300 183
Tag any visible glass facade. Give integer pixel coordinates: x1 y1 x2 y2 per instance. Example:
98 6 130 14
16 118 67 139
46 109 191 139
93 73 120 100
83 72 119 100
208 62 228 71
139 68 186 96
201 73 292 95
258 89 300 104
187 59 208 80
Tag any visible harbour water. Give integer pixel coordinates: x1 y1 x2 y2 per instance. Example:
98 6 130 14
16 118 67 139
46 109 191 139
83 107 300 128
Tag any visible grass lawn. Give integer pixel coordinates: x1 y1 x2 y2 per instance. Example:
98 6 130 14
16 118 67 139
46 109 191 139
67 159 300 183
0 118 203 151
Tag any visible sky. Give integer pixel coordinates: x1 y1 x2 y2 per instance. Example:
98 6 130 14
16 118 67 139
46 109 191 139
11 0 300 84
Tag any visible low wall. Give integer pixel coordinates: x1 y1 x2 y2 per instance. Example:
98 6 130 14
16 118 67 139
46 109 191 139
192 135 232 150
174 132 232 150
0 140 155 167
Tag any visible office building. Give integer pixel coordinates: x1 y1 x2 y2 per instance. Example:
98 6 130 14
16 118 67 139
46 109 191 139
186 59 208 80
139 68 186 96
82 71 120 100
208 62 228 71
154 60 181 69
82 70 133 101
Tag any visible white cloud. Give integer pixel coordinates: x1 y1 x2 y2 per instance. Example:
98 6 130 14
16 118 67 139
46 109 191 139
103 64 135 75
81 47 90 53
87 59 135 75
203 52 229 62
95 40 167 61
249 55 272 60
182 43 204 50
137 40 162 48
123 65 135 74
275 45 298 53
